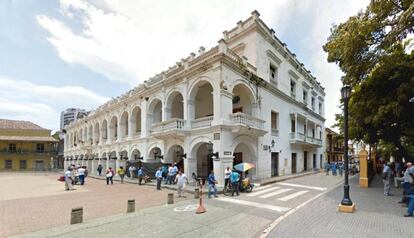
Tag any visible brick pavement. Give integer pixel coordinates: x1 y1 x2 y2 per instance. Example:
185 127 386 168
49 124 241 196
265 175 414 238
0 172 189 238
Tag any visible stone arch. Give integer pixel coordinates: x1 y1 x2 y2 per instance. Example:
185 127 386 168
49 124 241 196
231 135 258 179
188 77 216 120
231 81 256 116
130 106 142 136
101 119 108 142
165 89 184 120
94 122 100 144
109 115 118 141
119 111 129 139
130 147 142 160
147 97 163 128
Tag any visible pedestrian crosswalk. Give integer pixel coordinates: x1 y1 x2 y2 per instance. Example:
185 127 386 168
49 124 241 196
277 190 309 201
259 188 292 199
215 182 328 212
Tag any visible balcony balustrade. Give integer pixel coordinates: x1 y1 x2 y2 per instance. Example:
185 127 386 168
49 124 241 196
231 112 264 129
191 116 213 129
152 118 186 133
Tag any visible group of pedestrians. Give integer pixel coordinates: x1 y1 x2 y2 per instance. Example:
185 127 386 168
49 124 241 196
64 164 88 191
207 167 241 198
324 161 344 176
381 161 414 217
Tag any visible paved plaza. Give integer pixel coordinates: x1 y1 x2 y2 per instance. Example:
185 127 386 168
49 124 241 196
0 172 189 238
4 172 412 238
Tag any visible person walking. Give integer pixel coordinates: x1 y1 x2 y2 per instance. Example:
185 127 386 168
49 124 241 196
398 162 413 204
137 167 144 185
106 167 114 185
128 165 135 179
175 171 188 197
331 162 337 176
207 170 218 198
224 166 231 190
324 161 330 175
338 160 343 177
97 164 103 176
230 170 240 196
64 168 75 191
155 167 163 190
382 162 392 196
172 163 178 184
77 166 86 185
117 166 125 184
167 165 173 185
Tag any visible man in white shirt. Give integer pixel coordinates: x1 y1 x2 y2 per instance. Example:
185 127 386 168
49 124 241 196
128 165 136 179
224 166 231 189
175 171 188 197
65 168 75 191
77 166 86 185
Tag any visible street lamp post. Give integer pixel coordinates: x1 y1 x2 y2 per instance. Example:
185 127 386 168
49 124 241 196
338 85 355 213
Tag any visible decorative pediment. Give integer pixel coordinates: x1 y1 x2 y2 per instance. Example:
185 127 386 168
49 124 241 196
288 69 299 80
302 81 311 90
318 96 324 102
311 91 317 96
266 50 282 65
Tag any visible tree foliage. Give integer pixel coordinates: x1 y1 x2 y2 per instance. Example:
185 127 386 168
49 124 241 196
324 0 414 161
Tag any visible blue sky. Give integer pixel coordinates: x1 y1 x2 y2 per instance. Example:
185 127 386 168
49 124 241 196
0 0 369 131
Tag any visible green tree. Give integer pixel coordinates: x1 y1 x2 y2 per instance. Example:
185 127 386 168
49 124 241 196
324 0 414 161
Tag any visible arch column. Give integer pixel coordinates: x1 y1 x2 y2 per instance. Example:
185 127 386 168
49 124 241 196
127 113 133 139
185 157 197 183
140 100 148 138
219 89 233 123
214 156 234 187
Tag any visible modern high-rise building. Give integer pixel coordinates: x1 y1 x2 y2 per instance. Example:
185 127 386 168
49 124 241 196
64 11 326 185
60 108 87 130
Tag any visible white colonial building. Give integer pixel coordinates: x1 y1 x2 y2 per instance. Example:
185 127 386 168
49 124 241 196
64 11 326 185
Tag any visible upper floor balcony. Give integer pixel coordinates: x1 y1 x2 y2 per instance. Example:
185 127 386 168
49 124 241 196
151 118 188 139
289 132 322 147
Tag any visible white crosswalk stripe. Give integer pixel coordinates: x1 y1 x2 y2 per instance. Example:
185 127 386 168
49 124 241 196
259 188 292 199
277 190 309 201
216 197 290 212
253 185 272 191
247 187 280 197
277 182 327 191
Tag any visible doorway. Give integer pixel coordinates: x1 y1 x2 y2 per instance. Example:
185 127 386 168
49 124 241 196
271 152 279 177
233 152 243 166
313 154 317 169
291 153 297 174
304 151 308 171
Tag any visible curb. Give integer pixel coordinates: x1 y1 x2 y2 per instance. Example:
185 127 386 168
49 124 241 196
255 171 320 187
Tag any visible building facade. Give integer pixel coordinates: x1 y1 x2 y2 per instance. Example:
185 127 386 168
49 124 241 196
325 128 344 163
0 119 58 171
64 11 326 185
60 108 87 130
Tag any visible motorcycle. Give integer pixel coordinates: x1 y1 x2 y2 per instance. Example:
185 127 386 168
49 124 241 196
223 178 253 196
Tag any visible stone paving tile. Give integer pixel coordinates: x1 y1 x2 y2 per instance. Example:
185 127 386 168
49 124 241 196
0 172 188 238
266 175 414 238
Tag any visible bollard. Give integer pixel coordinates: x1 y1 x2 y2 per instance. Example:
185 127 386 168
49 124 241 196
194 188 200 199
167 193 174 204
127 199 135 213
70 207 83 224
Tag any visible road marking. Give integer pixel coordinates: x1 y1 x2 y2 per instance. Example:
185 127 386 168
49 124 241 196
259 188 292 199
278 190 309 201
247 187 281 197
260 175 356 238
173 204 198 212
216 197 290 212
277 182 327 191
254 185 272 191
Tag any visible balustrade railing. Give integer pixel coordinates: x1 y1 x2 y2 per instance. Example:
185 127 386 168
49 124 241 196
152 118 186 132
231 112 264 129
191 116 213 129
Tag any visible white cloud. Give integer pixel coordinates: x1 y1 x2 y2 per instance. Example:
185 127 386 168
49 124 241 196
35 0 370 128
0 76 109 131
